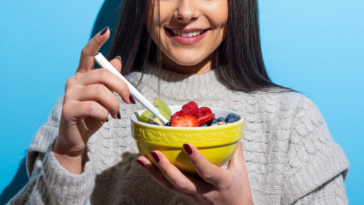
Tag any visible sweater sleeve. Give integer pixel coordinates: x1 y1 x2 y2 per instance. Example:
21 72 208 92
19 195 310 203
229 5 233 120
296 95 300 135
293 174 348 205
281 96 349 205
7 97 97 205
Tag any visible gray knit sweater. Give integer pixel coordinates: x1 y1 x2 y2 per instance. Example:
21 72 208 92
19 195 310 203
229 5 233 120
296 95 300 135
9 68 349 205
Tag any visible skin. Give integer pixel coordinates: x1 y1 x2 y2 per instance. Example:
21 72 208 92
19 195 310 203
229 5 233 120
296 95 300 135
54 28 131 173
148 0 228 74
54 0 253 204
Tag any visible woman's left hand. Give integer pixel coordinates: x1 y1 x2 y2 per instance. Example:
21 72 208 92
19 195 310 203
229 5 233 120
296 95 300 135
136 141 253 205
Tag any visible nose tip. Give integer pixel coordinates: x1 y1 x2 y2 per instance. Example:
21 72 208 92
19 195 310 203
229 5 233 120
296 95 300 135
176 11 196 22
174 2 199 22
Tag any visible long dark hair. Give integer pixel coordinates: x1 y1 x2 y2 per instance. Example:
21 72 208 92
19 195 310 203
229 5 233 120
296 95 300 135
107 0 292 92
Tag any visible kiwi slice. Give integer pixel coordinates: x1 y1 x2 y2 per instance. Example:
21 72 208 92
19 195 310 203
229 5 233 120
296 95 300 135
140 109 154 123
156 106 171 122
154 97 172 116
140 98 172 124
140 107 171 123
148 116 164 126
134 112 142 122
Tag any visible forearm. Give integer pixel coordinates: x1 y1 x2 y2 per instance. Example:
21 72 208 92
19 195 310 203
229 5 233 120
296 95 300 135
9 141 96 205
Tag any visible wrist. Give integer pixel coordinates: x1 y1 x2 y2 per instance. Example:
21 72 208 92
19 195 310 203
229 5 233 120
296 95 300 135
53 137 85 174
53 135 85 156
54 152 83 174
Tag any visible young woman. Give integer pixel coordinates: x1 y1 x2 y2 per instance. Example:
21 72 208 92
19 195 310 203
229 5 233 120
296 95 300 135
10 0 349 204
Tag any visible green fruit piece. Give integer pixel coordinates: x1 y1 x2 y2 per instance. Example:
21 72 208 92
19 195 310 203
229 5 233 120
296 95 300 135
154 97 172 116
134 112 142 121
156 107 172 121
140 108 171 123
148 116 164 126
140 109 154 123
139 98 171 123
156 106 171 122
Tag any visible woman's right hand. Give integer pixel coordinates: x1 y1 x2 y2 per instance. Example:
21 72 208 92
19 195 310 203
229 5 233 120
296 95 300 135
53 27 135 173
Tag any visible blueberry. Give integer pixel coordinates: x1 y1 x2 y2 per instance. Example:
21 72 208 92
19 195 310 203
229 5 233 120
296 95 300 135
150 122 159 125
212 118 218 124
227 118 237 123
199 124 208 127
217 117 226 122
206 119 213 126
226 113 238 121
165 122 172 126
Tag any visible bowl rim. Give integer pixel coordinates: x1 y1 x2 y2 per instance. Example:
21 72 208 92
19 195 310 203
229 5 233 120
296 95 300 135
130 105 244 130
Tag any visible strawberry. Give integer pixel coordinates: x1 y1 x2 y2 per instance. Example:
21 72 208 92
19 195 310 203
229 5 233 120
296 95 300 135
171 110 192 122
182 101 198 115
195 107 212 119
171 115 199 127
197 113 215 126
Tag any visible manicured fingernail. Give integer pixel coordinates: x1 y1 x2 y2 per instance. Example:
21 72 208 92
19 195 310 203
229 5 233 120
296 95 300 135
151 152 160 163
114 56 122 62
100 26 109 35
129 95 136 104
183 144 193 155
117 111 121 119
136 159 146 167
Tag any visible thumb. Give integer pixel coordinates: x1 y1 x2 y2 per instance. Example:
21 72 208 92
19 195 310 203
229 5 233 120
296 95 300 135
109 56 122 73
227 140 245 171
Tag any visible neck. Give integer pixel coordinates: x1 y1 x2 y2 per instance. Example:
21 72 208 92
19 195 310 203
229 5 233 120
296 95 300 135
161 51 217 74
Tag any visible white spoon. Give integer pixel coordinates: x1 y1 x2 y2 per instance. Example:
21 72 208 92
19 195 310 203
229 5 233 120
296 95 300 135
94 52 169 124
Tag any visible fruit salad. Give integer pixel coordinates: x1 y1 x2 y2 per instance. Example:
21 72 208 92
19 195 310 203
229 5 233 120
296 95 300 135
139 98 239 127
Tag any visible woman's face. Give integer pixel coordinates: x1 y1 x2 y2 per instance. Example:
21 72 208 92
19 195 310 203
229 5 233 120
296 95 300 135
149 0 229 74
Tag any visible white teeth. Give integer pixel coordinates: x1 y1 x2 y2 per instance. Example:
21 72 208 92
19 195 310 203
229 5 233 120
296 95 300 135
193 31 200 37
170 29 204 37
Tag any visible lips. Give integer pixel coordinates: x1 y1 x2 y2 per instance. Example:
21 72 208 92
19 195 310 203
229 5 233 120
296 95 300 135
171 29 204 37
165 28 209 45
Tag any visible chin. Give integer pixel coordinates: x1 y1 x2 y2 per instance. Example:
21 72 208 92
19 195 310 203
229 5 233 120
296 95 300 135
171 58 205 66
167 51 209 66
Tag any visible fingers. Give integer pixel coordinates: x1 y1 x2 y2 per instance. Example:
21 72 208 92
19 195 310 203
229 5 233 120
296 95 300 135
77 27 110 74
70 68 133 104
66 84 120 119
227 141 252 198
227 141 250 187
136 156 187 196
227 141 245 172
109 56 122 73
148 151 198 194
62 101 109 122
183 144 225 186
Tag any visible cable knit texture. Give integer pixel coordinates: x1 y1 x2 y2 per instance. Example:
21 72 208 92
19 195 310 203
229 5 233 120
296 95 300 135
8 67 349 205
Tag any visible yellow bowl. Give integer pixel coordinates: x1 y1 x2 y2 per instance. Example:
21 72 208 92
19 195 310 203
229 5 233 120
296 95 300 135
130 106 244 173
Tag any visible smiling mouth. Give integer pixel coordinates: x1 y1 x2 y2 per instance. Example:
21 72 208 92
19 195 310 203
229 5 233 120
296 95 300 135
165 28 208 38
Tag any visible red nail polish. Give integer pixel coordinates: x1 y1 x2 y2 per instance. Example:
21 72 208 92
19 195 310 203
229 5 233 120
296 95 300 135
136 159 146 167
151 152 160 163
100 26 109 35
183 144 193 155
129 95 136 104
117 111 121 119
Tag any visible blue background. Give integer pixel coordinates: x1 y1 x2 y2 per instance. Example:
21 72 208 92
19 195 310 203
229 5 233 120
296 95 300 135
0 0 363 204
